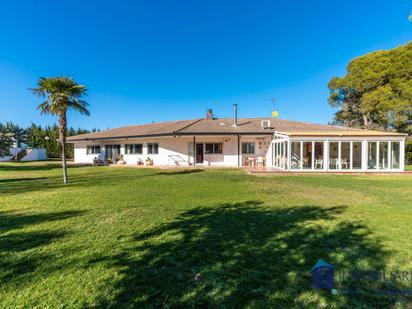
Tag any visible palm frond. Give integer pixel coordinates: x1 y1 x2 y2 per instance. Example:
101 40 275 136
30 76 90 117
68 99 90 116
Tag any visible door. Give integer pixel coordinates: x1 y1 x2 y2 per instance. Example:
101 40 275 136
106 145 121 161
196 143 204 163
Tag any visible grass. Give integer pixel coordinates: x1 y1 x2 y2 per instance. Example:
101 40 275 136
1 161 412 307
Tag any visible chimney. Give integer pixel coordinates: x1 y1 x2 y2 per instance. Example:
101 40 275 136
232 104 238 127
206 108 213 120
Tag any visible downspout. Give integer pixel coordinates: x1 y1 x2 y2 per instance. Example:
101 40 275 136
237 135 240 166
193 136 196 166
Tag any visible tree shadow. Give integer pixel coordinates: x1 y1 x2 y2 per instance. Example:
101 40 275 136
89 201 402 307
154 169 204 176
0 162 86 172
0 210 87 284
0 163 62 172
0 177 47 184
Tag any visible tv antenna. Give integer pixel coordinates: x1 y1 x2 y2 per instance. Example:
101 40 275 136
266 97 279 118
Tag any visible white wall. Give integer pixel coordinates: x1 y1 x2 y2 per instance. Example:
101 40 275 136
72 136 271 167
21 149 47 161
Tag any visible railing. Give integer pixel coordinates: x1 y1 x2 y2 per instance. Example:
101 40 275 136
168 155 188 166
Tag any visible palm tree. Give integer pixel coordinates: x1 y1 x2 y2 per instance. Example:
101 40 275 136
30 77 89 184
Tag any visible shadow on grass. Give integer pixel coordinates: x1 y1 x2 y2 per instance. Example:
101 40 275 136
154 169 204 176
89 201 402 307
0 210 87 284
0 177 48 184
0 162 85 172
0 163 62 172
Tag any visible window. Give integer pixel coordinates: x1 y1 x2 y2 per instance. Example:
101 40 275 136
302 142 312 169
291 141 301 169
367 142 377 169
314 142 324 170
352 142 362 169
125 144 143 154
87 145 101 155
242 142 255 154
341 142 350 170
205 143 223 154
379 142 389 170
329 142 339 170
147 143 159 154
391 142 400 169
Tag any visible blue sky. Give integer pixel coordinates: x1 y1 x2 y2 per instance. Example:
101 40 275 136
0 0 411 130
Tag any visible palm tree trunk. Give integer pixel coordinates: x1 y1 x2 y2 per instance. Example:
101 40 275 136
59 111 68 184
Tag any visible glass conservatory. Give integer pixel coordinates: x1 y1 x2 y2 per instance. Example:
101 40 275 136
271 133 405 172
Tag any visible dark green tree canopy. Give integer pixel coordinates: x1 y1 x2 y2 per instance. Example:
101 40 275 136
328 41 412 133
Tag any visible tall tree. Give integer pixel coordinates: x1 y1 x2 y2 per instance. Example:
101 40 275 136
328 41 412 133
0 126 13 157
30 77 89 183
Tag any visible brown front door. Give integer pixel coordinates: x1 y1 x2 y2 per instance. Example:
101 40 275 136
196 143 204 163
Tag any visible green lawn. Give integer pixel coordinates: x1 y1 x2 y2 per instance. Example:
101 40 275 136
1 162 412 307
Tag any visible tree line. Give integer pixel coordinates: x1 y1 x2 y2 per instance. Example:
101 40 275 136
0 122 98 158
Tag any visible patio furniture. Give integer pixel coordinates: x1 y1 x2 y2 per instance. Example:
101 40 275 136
314 159 323 169
93 157 105 166
341 158 349 169
257 156 264 167
329 158 339 169
246 157 257 166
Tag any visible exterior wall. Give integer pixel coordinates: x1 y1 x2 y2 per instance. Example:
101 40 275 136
72 134 405 172
21 149 47 161
72 136 269 167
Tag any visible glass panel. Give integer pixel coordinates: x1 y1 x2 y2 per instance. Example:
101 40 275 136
329 142 339 170
367 142 377 169
314 142 324 170
205 143 213 154
302 142 312 169
341 142 350 170
148 143 159 154
284 141 288 169
291 142 301 169
379 142 389 170
214 143 223 154
391 142 400 169
352 142 362 169
242 143 254 154
279 143 283 168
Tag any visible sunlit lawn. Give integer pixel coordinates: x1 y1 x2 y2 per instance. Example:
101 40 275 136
1 161 412 307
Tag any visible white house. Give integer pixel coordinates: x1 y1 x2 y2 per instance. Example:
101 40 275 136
67 106 406 172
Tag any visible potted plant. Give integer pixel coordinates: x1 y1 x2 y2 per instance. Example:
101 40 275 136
117 154 126 164
146 157 153 166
